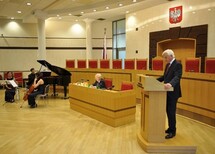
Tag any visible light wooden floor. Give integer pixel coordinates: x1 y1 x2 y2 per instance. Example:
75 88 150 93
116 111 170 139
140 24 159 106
0 88 214 154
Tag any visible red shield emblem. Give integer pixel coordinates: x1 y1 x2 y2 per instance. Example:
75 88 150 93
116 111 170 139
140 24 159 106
169 6 183 24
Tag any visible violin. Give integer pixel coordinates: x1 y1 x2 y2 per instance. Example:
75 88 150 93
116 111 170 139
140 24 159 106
23 85 34 101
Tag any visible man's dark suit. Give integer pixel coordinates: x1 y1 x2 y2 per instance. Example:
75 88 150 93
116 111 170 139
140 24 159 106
93 79 106 89
157 59 182 134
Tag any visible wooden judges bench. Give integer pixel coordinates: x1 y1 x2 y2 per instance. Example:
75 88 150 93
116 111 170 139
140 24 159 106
69 83 136 127
67 68 215 127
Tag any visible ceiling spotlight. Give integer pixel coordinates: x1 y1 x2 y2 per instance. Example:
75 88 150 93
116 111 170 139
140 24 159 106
126 11 129 13
26 2 31 6
57 14 60 17
17 11 22 14
208 8 211 11
93 9 97 12
119 3 123 7
11 17 14 20
132 0 137 2
105 6 109 9
68 13 72 16
81 11 84 14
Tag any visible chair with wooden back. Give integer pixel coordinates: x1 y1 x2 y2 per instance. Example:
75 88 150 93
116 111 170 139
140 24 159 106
100 59 110 69
205 57 215 74
185 57 201 72
121 81 133 91
77 59 86 68
88 59 98 68
136 59 147 70
124 59 135 69
152 57 163 71
112 59 122 69
104 78 114 90
66 59 75 68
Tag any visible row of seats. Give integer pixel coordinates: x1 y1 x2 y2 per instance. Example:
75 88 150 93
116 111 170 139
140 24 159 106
66 59 147 70
66 57 215 73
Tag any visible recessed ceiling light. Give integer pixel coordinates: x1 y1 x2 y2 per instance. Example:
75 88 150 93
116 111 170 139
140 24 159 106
17 11 22 14
208 8 211 11
93 9 97 12
68 13 72 16
192 11 196 14
26 2 31 6
105 6 109 9
81 11 84 14
126 11 129 13
132 0 137 2
189 6 193 10
119 3 123 7
58 17 62 19
57 14 60 17
11 17 14 20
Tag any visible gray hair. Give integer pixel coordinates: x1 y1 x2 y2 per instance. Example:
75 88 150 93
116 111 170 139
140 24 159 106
95 73 102 79
162 49 175 58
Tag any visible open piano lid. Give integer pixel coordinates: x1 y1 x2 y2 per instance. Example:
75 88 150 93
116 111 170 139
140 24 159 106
37 60 71 76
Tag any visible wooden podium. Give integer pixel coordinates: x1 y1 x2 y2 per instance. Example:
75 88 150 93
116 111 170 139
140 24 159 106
136 74 196 153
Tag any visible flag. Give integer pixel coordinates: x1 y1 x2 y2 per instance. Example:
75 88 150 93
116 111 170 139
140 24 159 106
102 28 107 59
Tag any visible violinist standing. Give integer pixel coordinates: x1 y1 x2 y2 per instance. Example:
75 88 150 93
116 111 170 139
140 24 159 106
28 72 45 108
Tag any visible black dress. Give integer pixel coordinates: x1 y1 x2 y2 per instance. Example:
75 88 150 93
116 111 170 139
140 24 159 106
5 78 16 102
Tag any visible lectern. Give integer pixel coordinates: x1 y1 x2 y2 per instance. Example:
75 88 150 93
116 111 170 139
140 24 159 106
137 74 173 142
137 74 196 153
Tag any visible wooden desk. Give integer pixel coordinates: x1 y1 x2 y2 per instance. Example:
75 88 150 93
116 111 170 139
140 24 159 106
67 68 215 126
69 83 136 127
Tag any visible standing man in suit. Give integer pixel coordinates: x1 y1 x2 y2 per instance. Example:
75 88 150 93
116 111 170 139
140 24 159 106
157 49 182 139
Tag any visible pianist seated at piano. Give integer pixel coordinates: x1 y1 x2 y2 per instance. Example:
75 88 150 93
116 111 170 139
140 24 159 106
92 73 106 89
26 68 36 89
28 72 45 108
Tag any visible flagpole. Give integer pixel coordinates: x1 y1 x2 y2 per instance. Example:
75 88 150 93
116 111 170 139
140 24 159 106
103 28 107 59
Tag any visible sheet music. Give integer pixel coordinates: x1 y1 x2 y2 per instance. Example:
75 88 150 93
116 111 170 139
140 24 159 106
8 80 18 88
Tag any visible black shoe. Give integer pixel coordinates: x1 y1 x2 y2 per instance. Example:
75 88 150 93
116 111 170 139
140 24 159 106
165 129 170 134
165 133 176 139
30 104 37 108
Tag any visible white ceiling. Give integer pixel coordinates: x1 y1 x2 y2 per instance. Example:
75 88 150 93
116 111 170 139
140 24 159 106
0 0 172 23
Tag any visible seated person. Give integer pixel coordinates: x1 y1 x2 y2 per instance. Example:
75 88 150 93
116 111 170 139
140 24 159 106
26 68 36 89
4 71 16 103
92 73 106 89
28 72 45 108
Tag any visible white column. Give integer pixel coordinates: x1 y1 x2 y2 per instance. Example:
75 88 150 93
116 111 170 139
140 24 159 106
84 18 94 68
34 10 48 60
37 18 46 60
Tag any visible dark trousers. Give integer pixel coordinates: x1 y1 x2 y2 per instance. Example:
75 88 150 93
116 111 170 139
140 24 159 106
28 91 42 106
166 96 178 133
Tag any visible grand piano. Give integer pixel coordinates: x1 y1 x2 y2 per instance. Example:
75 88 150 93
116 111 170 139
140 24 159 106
37 60 71 99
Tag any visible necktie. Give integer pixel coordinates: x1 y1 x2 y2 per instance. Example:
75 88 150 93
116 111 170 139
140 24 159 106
165 63 170 74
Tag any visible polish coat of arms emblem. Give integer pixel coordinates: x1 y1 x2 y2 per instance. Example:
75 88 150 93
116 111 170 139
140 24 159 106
169 6 183 24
